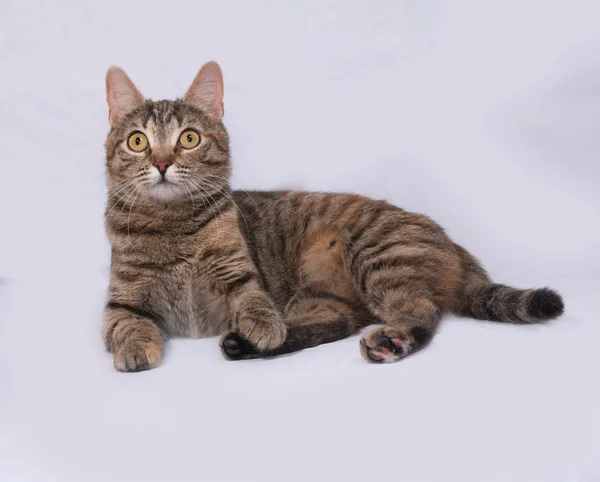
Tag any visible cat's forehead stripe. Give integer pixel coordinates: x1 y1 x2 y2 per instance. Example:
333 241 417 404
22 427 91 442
122 101 210 142
141 106 153 129
143 102 180 142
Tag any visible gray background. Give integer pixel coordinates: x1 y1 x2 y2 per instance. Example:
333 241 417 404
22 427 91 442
1 1 599 481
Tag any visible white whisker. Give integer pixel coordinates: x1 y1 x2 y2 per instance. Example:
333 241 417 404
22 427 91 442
188 178 224 221
205 173 261 214
120 183 141 214
181 180 196 215
106 179 138 204
200 177 250 233
127 186 142 238
186 178 223 233
106 184 138 216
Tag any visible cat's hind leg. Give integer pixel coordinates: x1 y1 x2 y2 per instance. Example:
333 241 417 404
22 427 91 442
220 288 370 360
355 249 444 362
359 295 440 363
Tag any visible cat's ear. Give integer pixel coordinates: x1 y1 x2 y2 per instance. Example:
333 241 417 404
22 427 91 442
105 66 145 128
183 61 224 121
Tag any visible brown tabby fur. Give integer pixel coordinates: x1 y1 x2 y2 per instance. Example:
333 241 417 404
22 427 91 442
103 62 564 372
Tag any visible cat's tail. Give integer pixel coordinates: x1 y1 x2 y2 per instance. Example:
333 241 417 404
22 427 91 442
456 283 565 324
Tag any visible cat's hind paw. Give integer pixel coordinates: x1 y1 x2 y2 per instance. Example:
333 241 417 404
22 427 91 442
359 327 413 363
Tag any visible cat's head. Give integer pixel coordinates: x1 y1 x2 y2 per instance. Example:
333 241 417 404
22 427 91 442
104 61 230 203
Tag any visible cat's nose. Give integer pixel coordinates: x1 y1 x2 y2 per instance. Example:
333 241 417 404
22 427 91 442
153 161 171 176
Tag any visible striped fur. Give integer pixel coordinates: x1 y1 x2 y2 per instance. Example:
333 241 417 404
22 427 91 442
103 63 564 371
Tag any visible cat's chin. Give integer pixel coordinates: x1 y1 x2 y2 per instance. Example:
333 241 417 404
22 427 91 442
147 182 185 201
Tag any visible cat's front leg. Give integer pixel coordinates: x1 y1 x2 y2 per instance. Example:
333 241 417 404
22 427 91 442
103 302 163 372
227 280 287 352
197 209 286 355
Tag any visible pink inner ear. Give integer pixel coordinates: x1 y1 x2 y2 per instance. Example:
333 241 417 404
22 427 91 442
106 67 145 127
184 62 224 121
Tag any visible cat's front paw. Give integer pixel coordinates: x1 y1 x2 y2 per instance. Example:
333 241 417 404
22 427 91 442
220 332 260 360
114 340 163 372
236 311 287 351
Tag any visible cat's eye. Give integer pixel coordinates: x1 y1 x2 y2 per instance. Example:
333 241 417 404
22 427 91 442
179 130 200 149
127 132 149 152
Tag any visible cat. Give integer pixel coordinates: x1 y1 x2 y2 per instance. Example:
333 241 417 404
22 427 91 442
103 61 564 372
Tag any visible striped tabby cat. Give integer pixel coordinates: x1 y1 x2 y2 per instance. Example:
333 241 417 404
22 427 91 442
103 62 564 372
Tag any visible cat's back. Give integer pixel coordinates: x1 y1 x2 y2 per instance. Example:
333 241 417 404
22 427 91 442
233 190 396 246
232 190 457 309
232 190 444 240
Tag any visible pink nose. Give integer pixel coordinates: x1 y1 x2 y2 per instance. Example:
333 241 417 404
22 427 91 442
153 161 170 175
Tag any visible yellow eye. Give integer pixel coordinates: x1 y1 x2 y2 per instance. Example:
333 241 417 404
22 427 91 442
127 132 148 152
179 130 200 149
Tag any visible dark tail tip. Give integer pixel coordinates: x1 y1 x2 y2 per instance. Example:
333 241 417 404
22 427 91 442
528 288 564 320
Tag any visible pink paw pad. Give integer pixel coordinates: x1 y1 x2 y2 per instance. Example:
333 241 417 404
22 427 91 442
361 332 412 363
368 350 387 361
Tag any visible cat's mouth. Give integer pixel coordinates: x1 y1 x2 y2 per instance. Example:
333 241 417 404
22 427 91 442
152 174 179 187
148 179 183 200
